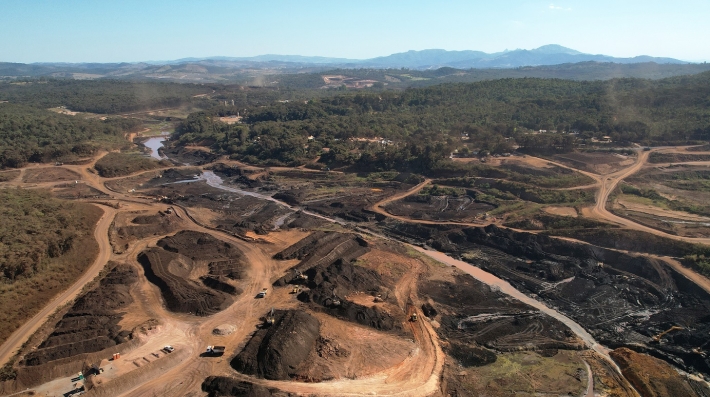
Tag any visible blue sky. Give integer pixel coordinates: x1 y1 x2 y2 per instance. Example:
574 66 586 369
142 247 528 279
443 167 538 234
1 0 708 63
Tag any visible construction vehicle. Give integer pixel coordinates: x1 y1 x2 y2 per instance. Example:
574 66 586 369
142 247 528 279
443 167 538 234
257 288 268 298
374 294 384 303
330 294 341 307
205 345 225 356
410 313 418 322
651 326 683 342
291 286 301 294
163 345 174 353
294 270 308 281
265 308 276 326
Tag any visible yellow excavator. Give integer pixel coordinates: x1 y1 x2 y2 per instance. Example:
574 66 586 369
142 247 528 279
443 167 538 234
651 326 683 342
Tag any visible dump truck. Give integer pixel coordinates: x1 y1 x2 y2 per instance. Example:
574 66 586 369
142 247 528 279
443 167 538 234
205 345 225 356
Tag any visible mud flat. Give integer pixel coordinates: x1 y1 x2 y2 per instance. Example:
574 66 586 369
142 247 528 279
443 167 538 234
138 230 247 315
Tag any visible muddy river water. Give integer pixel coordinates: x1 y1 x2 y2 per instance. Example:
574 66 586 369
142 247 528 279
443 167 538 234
143 134 170 160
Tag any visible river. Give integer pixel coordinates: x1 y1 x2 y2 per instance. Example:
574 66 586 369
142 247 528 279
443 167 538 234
143 133 170 160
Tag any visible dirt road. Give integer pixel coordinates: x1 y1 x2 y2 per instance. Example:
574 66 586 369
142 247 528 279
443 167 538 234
0 205 116 368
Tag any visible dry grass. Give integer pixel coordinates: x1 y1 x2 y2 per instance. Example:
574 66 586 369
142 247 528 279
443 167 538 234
0 203 102 345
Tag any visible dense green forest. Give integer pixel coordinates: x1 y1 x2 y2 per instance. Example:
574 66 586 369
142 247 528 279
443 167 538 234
172 72 710 174
0 103 139 168
0 79 210 114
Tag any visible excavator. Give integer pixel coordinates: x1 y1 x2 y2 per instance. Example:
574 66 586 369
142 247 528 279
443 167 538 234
651 326 683 342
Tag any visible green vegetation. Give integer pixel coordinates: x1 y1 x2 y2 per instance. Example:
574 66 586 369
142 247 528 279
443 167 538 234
505 213 614 231
0 79 209 114
619 183 710 216
0 103 139 168
174 72 710 174
94 152 171 177
0 189 102 344
418 185 465 197
435 177 595 204
649 153 710 164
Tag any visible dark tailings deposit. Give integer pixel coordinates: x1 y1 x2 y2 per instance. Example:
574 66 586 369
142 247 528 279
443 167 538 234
138 230 247 315
386 221 710 376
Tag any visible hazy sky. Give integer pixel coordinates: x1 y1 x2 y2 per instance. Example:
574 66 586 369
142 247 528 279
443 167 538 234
1 0 708 63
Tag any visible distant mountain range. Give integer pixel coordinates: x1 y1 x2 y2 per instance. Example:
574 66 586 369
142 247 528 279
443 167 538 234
0 45 701 84
151 44 688 69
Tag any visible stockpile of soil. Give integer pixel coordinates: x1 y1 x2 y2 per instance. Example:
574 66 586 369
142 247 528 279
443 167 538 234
22 264 138 366
274 232 369 281
110 211 183 254
138 248 232 315
138 231 246 315
232 310 320 380
298 260 401 331
611 348 708 397
202 377 282 397
273 232 400 330
156 230 243 260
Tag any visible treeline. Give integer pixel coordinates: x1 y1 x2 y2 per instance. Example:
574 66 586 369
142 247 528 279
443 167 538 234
173 72 710 174
0 103 139 168
0 79 210 114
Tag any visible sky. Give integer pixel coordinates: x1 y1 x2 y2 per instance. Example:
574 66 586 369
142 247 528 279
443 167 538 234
1 0 708 63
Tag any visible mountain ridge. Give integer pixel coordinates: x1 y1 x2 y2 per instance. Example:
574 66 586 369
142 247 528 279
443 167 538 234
13 45 689 70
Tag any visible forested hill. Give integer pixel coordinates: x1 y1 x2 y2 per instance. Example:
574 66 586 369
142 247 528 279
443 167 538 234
0 79 209 114
172 72 710 173
0 103 139 168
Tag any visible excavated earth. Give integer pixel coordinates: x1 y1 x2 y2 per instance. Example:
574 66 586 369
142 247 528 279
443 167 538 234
21 263 138 366
611 347 710 397
272 232 405 331
202 376 290 397
211 166 413 223
384 193 494 222
137 230 247 315
231 310 320 380
383 220 710 377
110 210 185 254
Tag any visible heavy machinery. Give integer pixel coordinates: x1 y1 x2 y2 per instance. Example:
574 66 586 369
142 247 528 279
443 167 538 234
205 345 225 356
265 308 276 326
257 288 268 298
651 326 683 342
410 313 418 322
294 270 308 281
291 286 301 294
374 294 384 303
